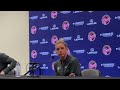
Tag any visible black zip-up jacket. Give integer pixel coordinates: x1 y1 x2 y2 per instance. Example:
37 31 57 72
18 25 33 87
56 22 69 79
54 55 81 76
0 53 17 74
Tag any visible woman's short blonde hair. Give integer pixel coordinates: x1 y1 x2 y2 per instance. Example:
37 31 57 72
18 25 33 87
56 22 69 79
55 38 68 48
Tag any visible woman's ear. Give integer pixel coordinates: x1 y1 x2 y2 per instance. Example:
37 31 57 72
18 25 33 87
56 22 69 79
66 47 69 51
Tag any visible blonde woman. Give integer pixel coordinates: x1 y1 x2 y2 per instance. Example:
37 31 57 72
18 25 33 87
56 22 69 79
54 38 81 76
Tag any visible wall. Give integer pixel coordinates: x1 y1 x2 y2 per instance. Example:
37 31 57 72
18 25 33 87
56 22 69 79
0 11 29 75
29 11 120 77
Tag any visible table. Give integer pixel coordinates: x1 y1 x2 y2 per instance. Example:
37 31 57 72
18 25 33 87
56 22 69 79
0 75 119 79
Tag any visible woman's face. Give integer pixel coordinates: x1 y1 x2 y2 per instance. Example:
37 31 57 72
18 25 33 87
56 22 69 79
55 43 68 59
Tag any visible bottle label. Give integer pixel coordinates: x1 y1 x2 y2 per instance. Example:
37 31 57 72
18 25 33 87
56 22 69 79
15 63 21 77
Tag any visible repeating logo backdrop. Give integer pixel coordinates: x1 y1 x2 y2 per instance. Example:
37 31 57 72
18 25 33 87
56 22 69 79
29 11 120 77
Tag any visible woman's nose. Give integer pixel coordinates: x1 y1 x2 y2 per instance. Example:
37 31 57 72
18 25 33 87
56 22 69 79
59 49 62 52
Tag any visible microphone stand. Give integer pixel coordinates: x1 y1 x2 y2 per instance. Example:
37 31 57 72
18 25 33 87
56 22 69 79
24 63 39 76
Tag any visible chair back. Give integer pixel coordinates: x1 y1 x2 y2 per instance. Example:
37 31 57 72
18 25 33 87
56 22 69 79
81 69 100 77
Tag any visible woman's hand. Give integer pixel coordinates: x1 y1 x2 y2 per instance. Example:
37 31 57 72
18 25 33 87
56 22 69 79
69 73 76 76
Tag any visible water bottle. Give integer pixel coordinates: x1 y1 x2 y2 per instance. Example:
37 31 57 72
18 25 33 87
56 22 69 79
15 62 21 77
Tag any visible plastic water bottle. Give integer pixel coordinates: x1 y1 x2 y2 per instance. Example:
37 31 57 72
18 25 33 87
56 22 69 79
15 62 21 77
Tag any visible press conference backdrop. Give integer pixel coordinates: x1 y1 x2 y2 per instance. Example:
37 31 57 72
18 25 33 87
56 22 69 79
29 11 120 77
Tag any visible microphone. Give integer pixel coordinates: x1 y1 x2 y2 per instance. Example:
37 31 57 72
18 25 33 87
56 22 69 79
24 56 55 76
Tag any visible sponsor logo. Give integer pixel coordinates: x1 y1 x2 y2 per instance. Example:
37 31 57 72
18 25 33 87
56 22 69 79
81 66 84 69
51 11 58 19
30 40 38 44
39 52 49 55
51 50 58 56
73 49 85 54
116 47 120 51
50 24 59 30
31 50 37 58
31 26 37 34
102 14 111 25
116 34 120 37
40 38 48 44
88 11 94 13
74 35 83 41
29 16 38 20
40 13 47 19
115 16 120 20
101 63 115 67
118 66 120 69
87 19 97 25
40 64 48 69
73 11 83 13
105 75 110 77
63 36 72 41
100 32 113 37
51 35 58 44
73 21 84 26
60 11 71 14
88 31 96 42
39 26 49 30
102 45 112 55
62 21 70 30
87 48 98 54
88 60 97 69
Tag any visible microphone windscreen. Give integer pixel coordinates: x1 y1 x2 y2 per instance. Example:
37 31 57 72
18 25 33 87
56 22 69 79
52 56 55 59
